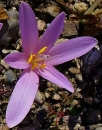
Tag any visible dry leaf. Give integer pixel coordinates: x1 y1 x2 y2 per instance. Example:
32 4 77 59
0 4 9 21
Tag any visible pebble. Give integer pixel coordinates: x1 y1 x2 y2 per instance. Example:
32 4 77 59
46 5 61 17
3 69 17 83
94 97 99 103
84 97 93 105
31 104 36 109
69 67 81 74
5 85 10 90
54 103 61 108
37 19 46 31
72 100 79 106
45 91 51 98
62 20 79 38
0 59 9 69
73 2 88 13
42 103 50 112
46 86 56 91
2 49 11 54
54 38 68 45
35 89 45 104
75 74 83 82
93 75 99 85
0 10 19 46
52 93 61 100
4 91 11 97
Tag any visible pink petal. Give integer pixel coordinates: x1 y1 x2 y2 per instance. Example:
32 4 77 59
0 23 3 29
6 68 39 128
36 65 74 92
37 12 65 53
46 36 98 66
19 2 38 58
4 52 29 69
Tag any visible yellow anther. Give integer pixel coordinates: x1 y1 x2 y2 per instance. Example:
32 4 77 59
28 54 36 63
40 63 46 69
38 46 47 54
32 63 38 70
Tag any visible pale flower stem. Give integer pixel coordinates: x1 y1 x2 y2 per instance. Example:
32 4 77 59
84 0 102 15
92 9 102 16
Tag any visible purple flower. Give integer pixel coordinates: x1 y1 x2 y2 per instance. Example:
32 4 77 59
4 2 97 128
0 23 3 29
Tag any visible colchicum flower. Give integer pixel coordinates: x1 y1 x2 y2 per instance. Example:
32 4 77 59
4 2 98 128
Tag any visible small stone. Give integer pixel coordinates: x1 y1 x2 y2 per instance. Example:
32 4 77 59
93 75 99 85
2 49 11 54
84 97 93 105
42 103 50 112
54 38 68 45
1 60 9 69
69 67 81 74
45 91 51 98
52 94 61 100
0 10 19 46
4 91 11 97
37 19 46 31
54 103 61 108
46 6 61 17
5 85 10 90
62 20 79 38
46 87 55 91
3 69 17 83
73 2 88 13
31 104 36 109
94 97 99 103
75 74 83 82
72 100 79 106
16 43 21 50
35 89 45 104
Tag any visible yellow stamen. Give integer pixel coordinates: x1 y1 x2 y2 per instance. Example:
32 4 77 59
28 54 36 63
40 63 46 69
32 62 38 70
38 46 47 54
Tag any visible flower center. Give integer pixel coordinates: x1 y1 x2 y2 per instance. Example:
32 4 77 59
27 46 48 70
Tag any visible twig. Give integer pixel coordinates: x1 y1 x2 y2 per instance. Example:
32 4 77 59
84 0 102 15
